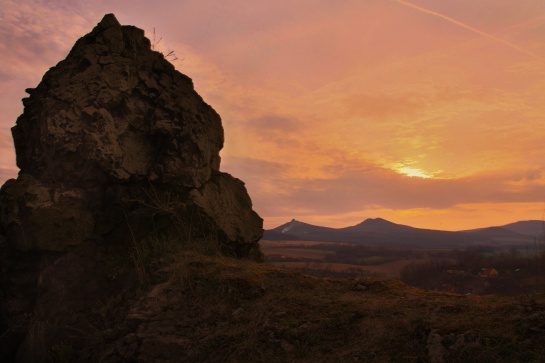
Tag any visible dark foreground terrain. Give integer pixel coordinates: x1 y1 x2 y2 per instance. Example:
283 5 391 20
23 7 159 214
3 248 543 363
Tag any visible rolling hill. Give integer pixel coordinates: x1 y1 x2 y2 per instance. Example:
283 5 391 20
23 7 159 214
263 218 539 247
498 220 544 236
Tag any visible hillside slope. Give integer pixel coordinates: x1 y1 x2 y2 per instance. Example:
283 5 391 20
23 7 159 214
264 218 536 247
17 250 544 363
502 220 544 236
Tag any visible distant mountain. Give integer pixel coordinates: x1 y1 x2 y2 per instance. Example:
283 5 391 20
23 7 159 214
264 219 348 243
263 218 537 247
463 220 545 242
262 219 330 241
341 218 469 246
272 219 336 236
463 226 524 238
342 218 417 233
261 229 300 241
501 220 544 237
264 218 463 246
461 226 534 243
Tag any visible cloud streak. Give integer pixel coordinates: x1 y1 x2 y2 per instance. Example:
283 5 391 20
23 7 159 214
393 0 545 63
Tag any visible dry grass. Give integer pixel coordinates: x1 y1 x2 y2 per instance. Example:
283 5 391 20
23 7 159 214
90 250 545 362
260 240 350 247
269 259 422 276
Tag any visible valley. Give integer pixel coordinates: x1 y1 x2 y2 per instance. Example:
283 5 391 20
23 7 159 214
261 218 545 295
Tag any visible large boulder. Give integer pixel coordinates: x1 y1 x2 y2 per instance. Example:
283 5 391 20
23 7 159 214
0 13 263 362
12 14 223 189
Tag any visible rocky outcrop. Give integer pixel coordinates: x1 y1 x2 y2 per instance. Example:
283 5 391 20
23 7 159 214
0 14 262 362
12 14 222 189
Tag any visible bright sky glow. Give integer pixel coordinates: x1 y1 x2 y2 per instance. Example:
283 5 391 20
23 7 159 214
1 0 545 231
397 166 434 179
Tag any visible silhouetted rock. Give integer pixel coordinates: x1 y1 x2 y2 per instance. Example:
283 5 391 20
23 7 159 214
13 14 223 188
0 13 262 362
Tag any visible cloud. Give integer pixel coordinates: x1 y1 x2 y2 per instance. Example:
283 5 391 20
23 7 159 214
237 115 303 150
222 156 291 179
0 1 98 74
250 115 301 132
227 148 545 228
343 93 425 119
221 156 295 216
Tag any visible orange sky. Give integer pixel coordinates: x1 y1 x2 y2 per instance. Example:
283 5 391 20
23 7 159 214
1 0 545 231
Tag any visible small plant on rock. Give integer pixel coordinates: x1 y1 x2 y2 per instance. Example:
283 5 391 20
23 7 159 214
151 27 181 63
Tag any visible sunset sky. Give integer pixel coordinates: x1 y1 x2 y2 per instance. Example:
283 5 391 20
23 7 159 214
1 0 545 231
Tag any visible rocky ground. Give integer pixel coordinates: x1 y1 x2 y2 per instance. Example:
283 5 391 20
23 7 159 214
19 249 542 363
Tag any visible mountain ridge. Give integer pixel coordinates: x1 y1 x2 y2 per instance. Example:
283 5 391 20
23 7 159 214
263 218 541 247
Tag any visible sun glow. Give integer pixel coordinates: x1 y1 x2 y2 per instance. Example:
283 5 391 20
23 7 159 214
397 166 434 179
387 161 435 179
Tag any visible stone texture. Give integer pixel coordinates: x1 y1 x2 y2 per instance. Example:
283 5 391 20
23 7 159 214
0 13 262 362
0 175 94 252
12 13 222 188
189 173 264 256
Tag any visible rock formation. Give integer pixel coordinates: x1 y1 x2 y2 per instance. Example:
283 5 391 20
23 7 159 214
0 14 262 361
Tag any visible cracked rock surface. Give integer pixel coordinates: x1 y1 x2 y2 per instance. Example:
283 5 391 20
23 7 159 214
13 14 222 188
0 14 262 362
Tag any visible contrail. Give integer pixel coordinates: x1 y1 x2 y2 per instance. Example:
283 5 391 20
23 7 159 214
393 0 545 63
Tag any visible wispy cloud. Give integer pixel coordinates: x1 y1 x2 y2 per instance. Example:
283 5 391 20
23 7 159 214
393 0 545 63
